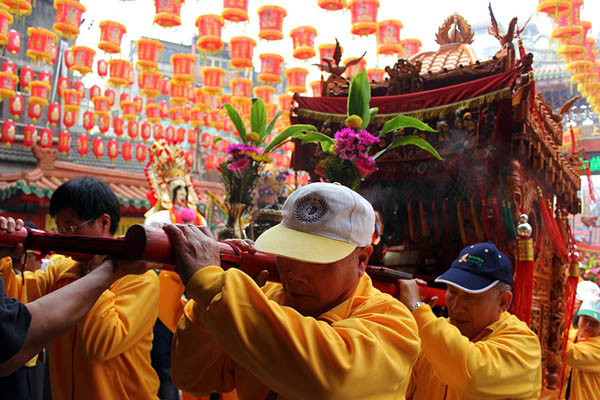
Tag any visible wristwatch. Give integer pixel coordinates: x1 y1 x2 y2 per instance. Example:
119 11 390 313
410 301 426 312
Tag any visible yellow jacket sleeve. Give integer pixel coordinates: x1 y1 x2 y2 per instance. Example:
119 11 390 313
413 305 541 399
157 270 186 333
0 257 80 302
566 337 600 373
173 266 420 400
79 270 159 362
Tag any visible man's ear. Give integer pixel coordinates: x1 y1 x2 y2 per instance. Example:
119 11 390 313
499 290 513 313
98 213 112 235
356 245 373 277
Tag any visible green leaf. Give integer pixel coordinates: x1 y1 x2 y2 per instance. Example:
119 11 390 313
264 124 317 154
365 107 379 129
259 110 283 145
213 137 223 144
250 98 267 137
380 115 437 137
298 131 335 145
222 103 247 144
373 135 443 161
347 68 371 127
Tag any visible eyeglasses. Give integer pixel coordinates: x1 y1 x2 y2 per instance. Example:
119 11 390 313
52 218 96 234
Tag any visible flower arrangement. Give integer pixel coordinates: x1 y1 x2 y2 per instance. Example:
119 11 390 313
299 69 441 190
584 257 600 283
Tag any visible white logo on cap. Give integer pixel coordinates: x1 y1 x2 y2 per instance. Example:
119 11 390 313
294 195 328 224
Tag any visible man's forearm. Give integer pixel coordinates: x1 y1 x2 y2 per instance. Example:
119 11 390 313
0 264 117 376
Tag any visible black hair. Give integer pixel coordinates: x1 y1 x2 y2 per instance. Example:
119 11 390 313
49 177 120 235
172 184 188 206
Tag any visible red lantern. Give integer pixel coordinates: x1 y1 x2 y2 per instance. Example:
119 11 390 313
187 128 197 146
113 116 124 137
230 77 252 97
73 80 85 97
0 68 17 100
140 121 152 141
290 26 317 60
343 57 366 78
39 127 53 149
1 119 15 147
122 141 132 163
258 53 284 84
202 67 225 94
401 38 421 57
23 125 36 149
63 110 76 130
169 81 189 105
18 66 33 92
159 100 169 119
57 76 70 98
83 110 94 132
58 131 71 155
53 0 86 40
121 100 137 121
133 95 143 113
64 48 74 69
171 54 195 85
205 153 215 170
63 89 82 114
176 126 186 143
92 137 105 159
254 86 275 104
190 108 203 128
146 104 161 123
348 0 379 36
98 20 126 53
201 131 211 149
98 115 110 134
165 125 175 143
26 27 56 65
231 96 251 117
70 45 95 75
38 71 52 85
278 93 293 112
310 80 322 97
139 70 162 98
1 61 16 75
108 59 132 87
196 14 224 53
0 9 13 46
27 103 42 122
94 59 107 77
376 20 402 55
107 138 119 161
29 81 51 106
6 29 21 55
229 36 256 69
47 102 61 126
257 5 286 41
135 142 147 163
153 123 163 140
222 0 248 22
160 77 170 96
153 0 184 28
169 107 185 124
285 68 308 93
93 96 110 119
77 134 89 157
136 38 163 71
127 120 139 140
367 67 385 82
318 0 346 10
90 84 102 100
9 94 23 119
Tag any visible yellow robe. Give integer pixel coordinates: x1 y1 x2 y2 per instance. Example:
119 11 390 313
563 329 600 400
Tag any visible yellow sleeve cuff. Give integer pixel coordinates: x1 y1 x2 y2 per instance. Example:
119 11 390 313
412 304 436 328
185 266 226 308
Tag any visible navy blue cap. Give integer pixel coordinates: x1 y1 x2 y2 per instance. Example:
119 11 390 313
435 242 513 293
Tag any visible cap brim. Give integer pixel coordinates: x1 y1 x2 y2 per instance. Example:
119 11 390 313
255 223 357 264
435 268 499 294
577 308 600 323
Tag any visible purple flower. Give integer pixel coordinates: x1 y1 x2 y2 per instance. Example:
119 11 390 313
226 143 261 155
227 157 250 172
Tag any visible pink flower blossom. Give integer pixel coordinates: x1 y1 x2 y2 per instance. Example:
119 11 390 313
227 157 250 172
355 158 378 176
180 208 197 223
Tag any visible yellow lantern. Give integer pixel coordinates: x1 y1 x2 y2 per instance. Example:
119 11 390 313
171 54 196 84
0 0 32 17
348 0 379 36
29 81 51 106
253 86 275 104
222 0 249 23
195 14 224 53
70 45 95 75
230 77 252 97
229 36 256 69
154 0 184 28
26 27 57 65
0 9 13 46
98 20 126 54
285 67 308 93
136 38 163 71
290 26 317 60
257 5 287 41
53 0 86 40
317 0 346 11
202 67 225 95
108 59 133 87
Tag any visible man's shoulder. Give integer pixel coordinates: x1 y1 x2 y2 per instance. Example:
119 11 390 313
489 312 539 340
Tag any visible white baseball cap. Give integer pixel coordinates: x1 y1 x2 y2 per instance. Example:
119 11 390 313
255 182 375 264
576 281 600 302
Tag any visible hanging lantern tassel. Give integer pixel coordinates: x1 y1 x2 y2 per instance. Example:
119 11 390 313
584 157 595 203
419 201 430 238
407 202 415 242
432 201 441 242
513 214 534 324
470 199 484 242
456 203 468 246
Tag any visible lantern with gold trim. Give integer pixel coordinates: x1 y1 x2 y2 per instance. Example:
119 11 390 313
104 89 115 108
57 76 69 98
108 59 132 87
26 27 57 65
0 0 32 17
1 61 15 75
63 109 76 130
367 67 385 82
278 93 293 112
133 95 143 114
165 125 175 143
97 59 108 77
195 14 224 53
39 127 53 149
29 81 51 106
557 43 585 62
8 93 22 118
139 70 162 98
83 110 94 132
121 100 137 121
47 102 60 126
93 96 110 119
159 100 169 119
120 92 131 106
254 85 275 104
0 67 17 101
175 126 185 143
73 80 85 97
401 38 421 57
169 106 185 124
310 80 322 97
343 57 366 78
190 108 203 128
27 102 41 122
1 119 15 147
153 0 184 28
265 103 277 120
53 0 86 40
107 138 118 161
153 123 163 141
290 26 317 60
551 14 583 45
98 115 110 134
113 116 124 137
88 85 101 101
258 53 283 84
23 124 36 149
136 38 162 71
146 103 161 123
229 36 256 69
18 66 32 92
76 133 89 157
98 20 126 54
537 0 572 22
38 71 51 86
348 0 379 36
222 0 248 23
376 19 402 55
187 127 197 146
127 120 139 140
121 141 132 163
318 0 346 10
202 67 225 95
285 67 308 93
230 77 252 97
0 9 12 46
140 121 152 141
136 142 147 163
257 5 286 41
169 81 189 105
171 54 195 85
70 45 95 75
231 96 251 118
6 29 19 54
318 43 340 62
57 130 71 155
64 48 75 70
